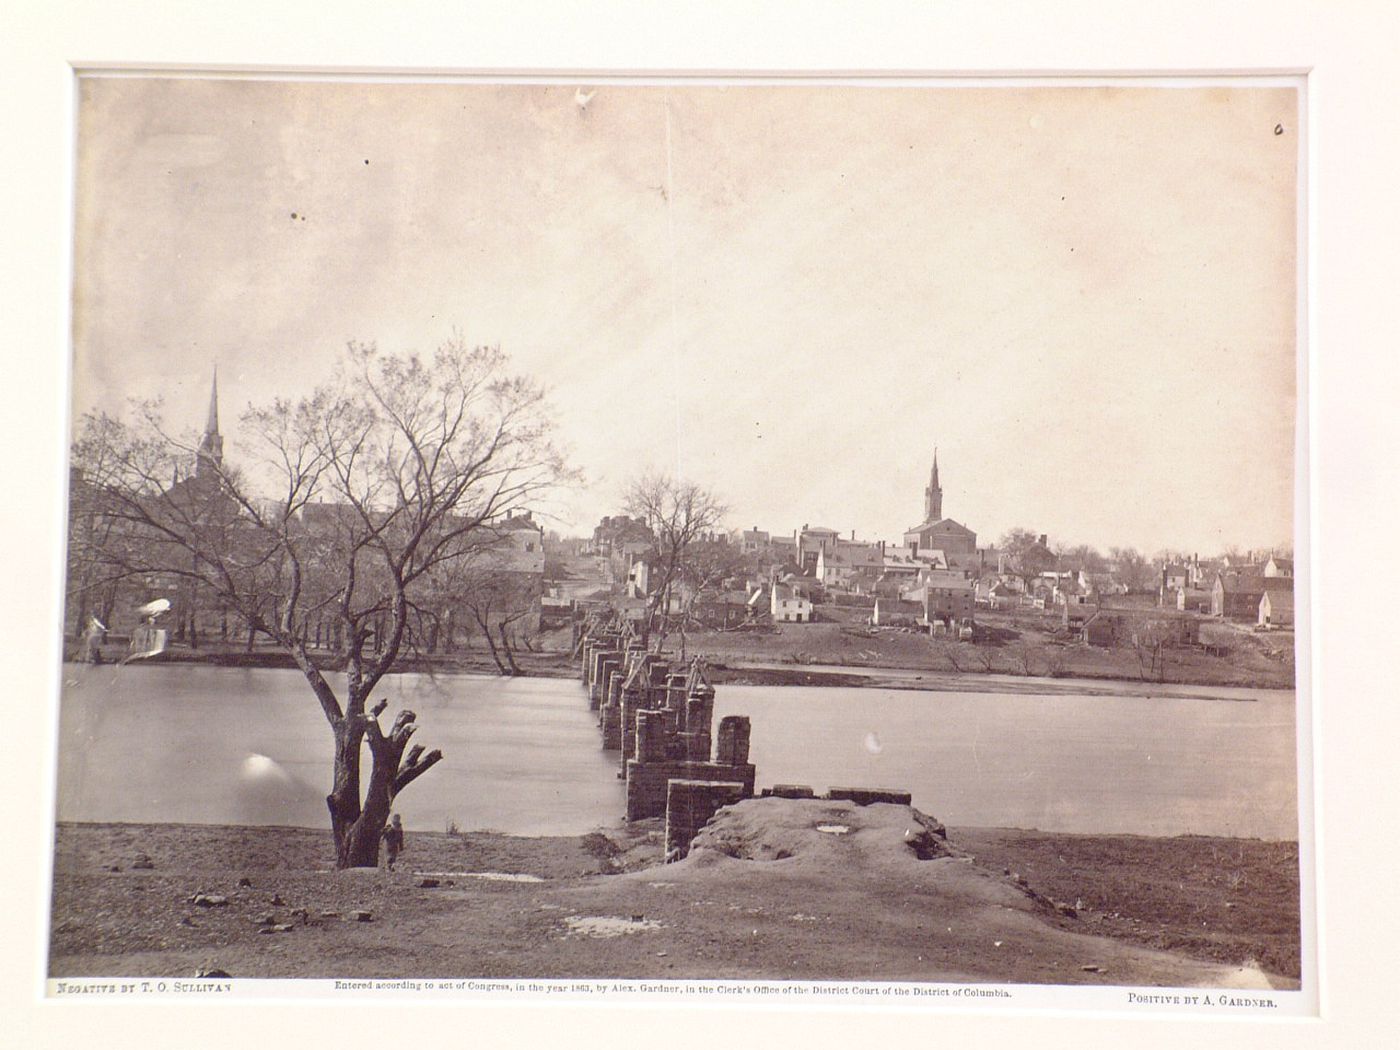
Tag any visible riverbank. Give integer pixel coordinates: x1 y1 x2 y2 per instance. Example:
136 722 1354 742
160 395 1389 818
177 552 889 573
703 661 1281 700
70 642 573 680
64 642 1292 702
48 816 1300 985
684 615 1295 692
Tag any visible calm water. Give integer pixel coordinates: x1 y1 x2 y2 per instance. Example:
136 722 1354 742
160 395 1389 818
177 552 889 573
714 685 1298 839
54 664 627 835
53 664 1299 839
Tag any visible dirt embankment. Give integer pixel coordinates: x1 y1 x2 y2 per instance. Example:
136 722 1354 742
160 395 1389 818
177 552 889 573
682 614 1294 692
48 804 1300 987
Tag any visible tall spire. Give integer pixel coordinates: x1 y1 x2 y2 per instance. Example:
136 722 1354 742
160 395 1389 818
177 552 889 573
196 366 223 476
205 364 220 436
924 447 943 523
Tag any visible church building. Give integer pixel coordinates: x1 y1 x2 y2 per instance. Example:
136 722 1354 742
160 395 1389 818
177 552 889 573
165 367 228 499
902 450 977 559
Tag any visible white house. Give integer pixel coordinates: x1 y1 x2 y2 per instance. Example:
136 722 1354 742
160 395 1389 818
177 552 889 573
815 542 882 589
770 581 813 623
1258 589 1295 627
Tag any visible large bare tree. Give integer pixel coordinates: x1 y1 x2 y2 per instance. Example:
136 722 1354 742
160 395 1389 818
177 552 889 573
621 472 727 652
68 338 567 867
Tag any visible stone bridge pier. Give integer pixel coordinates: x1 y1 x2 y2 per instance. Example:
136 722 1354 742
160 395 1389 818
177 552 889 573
576 617 759 852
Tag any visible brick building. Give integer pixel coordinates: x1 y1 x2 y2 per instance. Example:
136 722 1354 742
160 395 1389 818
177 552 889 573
902 450 978 558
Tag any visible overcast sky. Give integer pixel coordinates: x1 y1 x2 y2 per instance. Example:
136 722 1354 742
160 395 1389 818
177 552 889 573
71 78 1298 555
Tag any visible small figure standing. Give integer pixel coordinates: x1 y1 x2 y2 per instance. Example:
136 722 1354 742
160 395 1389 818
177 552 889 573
382 813 405 871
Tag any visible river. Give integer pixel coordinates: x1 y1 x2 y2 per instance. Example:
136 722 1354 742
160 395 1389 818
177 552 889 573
51 664 1300 839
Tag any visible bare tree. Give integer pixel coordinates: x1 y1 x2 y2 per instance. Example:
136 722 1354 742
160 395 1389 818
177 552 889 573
938 641 964 674
1131 618 1176 682
621 472 727 652
1059 543 1107 574
65 414 133 640
68 338 568 867
999 526 1051 589
455 561 540 675
1009 643 1039 677
674 538 751 658
998 527 1039 559
1110 546 1155 594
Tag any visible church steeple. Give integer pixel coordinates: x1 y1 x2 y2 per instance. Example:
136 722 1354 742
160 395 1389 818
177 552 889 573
924 447 942 523
196 367 223 476
205 366 219 435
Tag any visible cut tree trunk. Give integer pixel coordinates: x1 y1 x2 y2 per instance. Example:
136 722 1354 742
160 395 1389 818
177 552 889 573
327 718 366 867
329 707 443 868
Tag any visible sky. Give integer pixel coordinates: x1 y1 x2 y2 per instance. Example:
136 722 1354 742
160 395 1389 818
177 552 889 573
71 77 1299 555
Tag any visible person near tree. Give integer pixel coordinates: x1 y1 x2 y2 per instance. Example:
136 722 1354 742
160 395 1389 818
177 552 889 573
381 813 405 871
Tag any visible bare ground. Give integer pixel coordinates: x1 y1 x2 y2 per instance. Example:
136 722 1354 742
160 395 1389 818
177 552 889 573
677 614 1294 691
47 803 1300 988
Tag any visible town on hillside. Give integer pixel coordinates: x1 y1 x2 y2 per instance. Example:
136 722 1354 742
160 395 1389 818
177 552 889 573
66 372 1292 690
559 450 1294 688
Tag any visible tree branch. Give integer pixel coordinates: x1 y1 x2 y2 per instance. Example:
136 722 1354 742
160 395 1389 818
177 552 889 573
393 749 444 793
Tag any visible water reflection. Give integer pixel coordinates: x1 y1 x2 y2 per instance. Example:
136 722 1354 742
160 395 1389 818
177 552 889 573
54 664 1298 839
715 684 1298 839
55 664 626 835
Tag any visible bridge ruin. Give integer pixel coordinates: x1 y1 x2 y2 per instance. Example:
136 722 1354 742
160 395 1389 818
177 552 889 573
573 611 911 859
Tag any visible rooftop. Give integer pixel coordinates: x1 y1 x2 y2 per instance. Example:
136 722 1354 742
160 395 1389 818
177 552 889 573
905 517 975 535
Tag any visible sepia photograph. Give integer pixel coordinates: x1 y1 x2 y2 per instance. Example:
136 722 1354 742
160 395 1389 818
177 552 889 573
46 72 1308 1007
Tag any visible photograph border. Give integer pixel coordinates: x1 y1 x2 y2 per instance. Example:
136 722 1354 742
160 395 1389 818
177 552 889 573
4 2 1396 1048
48 64 1315 1012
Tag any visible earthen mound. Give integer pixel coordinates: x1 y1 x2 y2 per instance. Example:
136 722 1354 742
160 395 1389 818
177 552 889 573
681 797 959 872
